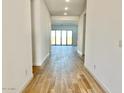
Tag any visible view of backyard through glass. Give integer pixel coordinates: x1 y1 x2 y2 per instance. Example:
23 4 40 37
51 30 72 45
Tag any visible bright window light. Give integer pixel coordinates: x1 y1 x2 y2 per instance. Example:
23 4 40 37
62 30 67 45
67 31 72 45
56 30 61 45
51 31 55 45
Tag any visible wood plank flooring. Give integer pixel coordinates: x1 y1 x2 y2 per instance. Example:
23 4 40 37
23 46 105 93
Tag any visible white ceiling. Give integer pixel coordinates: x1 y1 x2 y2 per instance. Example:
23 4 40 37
44 0 85 16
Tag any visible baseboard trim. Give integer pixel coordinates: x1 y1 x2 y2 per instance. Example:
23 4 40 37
41 53 49 66
84 67 110 93
40 53 50 69
20 54 50 92
19 74 33 93
77 49 84 61
77 49 82 56
33 53 50 66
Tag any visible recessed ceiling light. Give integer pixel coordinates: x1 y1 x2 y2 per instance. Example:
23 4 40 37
64 12 67 15
65 0 70 2
65 7 68 10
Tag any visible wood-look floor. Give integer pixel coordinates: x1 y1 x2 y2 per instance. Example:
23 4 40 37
23 46 105 93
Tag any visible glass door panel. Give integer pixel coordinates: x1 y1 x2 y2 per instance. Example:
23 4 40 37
67 31 72 45
51 30 72 46
62 30 67 45
51 31 55 45
56 30 61 45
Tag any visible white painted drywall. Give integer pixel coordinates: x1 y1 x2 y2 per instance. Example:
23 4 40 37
3 0 33 92
77 12 85 55
85 0 122 92
31 0 51 66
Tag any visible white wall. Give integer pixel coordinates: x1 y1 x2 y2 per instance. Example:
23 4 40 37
31 0 51 66
3 0 33 93
77 0 86 56
85 0 122 92
77 11 86 56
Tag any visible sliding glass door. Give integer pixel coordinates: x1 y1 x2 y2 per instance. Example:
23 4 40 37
62 30 67 45
67 31 72 45
51 30 55 45
51 30 72 46
56 30 61 45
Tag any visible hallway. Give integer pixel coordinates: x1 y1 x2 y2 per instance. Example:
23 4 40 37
23 46 104 93
2 0 122 92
